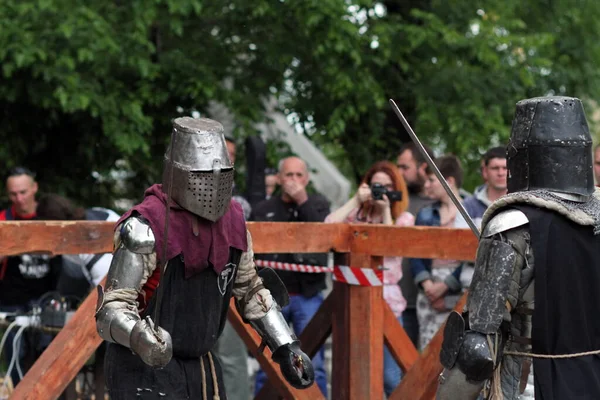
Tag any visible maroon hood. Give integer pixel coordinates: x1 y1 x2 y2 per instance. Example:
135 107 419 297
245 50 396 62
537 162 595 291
116 184 247 277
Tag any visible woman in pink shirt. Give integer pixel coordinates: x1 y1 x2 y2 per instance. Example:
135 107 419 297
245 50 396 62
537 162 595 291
325 161 414 396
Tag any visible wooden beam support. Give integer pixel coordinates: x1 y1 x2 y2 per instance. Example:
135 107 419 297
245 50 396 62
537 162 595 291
11 278 105 399
332 253 384 400
346 224 477 260
0 221 114 256
390 293 468 400
247 221 351 254
383 301 419 372
0 221 477 261
227 299 325 400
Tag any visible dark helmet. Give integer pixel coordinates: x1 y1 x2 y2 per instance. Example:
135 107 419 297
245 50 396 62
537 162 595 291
507 96 594 196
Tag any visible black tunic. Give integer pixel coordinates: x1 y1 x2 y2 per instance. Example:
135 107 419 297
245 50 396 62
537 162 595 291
105 249 242 400
513 205 600 400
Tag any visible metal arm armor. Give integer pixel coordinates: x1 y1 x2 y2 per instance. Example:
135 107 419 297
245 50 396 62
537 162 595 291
437 210 530 400
250 301 298 352
96 216 156 347
250 301 315 389
468 209 529 333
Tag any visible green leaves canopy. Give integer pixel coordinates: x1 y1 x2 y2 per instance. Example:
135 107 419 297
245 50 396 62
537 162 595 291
0 0 598 208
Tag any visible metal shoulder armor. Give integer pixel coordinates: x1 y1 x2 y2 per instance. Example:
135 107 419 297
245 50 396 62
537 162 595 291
118 216 155 254
483 209 529 238
96 216 158 349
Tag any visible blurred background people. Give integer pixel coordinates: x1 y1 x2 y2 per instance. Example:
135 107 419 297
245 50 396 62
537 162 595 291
410 155 467 350
264 168 278 200
35 193 120 298
396 144 436 349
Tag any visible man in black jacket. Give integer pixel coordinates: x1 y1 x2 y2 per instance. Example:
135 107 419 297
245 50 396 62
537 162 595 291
251 156 330 396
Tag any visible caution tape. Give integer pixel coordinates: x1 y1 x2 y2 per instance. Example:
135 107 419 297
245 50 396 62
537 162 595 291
254 259 383 286
254 259 333 273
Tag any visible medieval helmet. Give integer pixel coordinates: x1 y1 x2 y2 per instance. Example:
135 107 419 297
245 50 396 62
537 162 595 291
507 96 594 197
162 117 234 221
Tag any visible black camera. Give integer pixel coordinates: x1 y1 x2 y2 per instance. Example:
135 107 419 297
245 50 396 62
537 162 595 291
371 183 402 202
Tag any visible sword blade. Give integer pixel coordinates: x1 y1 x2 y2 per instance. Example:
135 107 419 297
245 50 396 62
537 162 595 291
389 99 480 238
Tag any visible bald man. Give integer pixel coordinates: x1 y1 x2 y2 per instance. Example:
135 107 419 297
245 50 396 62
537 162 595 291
250 156 330 396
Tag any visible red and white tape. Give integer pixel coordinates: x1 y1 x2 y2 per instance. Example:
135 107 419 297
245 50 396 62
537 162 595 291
254 259 383 287
332 265 383 286
254 259 333 274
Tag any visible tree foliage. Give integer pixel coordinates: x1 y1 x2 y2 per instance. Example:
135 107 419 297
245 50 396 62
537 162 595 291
0 0 599 209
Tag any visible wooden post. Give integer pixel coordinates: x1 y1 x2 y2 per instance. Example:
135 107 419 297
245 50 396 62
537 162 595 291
332 252 384 400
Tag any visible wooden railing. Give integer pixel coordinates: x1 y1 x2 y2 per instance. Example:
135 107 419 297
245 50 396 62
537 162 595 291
1 221 478 399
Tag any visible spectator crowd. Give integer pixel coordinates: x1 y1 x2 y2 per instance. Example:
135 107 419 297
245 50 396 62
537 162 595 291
5 133 600 400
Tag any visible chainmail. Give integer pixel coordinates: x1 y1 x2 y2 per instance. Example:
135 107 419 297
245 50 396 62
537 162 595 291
482 188 600 235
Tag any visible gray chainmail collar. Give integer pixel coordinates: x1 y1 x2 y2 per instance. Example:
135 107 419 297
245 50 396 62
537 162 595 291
481 188 600 235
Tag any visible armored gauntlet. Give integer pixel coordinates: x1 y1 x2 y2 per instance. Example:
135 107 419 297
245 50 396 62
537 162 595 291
250 301 315 389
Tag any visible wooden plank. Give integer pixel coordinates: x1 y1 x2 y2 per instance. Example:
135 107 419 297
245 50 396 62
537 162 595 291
11 279 105 399
227 299 325 400
249 223 477 260
247 221 350 254
0 221 477 260
0 221 114 256
347 224 477 261
383 301 419 372
331 253 384 400
390 293 468 400
256 293 333 399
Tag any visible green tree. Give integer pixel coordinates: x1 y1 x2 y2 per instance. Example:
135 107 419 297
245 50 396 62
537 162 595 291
1 0 599 210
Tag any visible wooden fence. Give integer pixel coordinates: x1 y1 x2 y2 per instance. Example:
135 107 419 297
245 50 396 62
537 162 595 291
0 221 478 399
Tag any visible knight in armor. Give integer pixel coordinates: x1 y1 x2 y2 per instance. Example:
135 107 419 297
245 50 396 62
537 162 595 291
436 96 600 399
95 117 314 399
